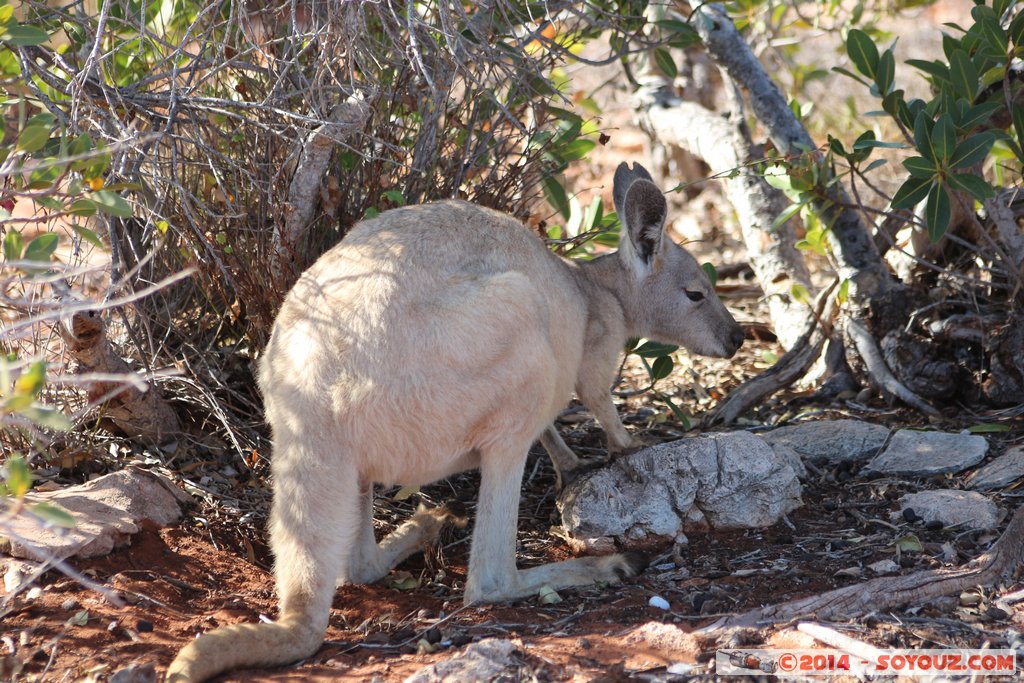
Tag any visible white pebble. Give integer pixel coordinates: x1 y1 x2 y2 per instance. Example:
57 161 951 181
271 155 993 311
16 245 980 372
648 595 670 610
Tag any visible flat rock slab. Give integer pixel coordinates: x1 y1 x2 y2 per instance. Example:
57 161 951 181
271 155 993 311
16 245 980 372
1 469 191 561
558 431 802 548
895 490 999 531
760 419 889 465
863 430 987 477
968 445 1024 491
405 639 521 683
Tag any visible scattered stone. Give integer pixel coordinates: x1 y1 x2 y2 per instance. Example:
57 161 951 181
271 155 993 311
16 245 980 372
558 432 802 549
137 619 154 633
864 430 988 476
648 595 670 610
868 559 900 575
109 663 156 683
404 639 521 683
893 490 999 531
968 445 1024 491
0 469 192 561
760 420 889 465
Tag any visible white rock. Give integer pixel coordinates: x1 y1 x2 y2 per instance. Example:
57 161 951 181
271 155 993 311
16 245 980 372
558 431 802 548
648 595 671 610
968 445 1024 491
895 490 999 531
1 469 191 561
864 430 988 476
760 420 889 465
868 559 900 575
404 638 520 683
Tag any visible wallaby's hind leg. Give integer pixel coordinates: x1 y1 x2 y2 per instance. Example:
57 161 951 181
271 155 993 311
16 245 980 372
465 440 647 604
345 485 466 585
267 451 359 658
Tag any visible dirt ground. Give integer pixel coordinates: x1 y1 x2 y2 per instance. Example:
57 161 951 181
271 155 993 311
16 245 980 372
4 384 1023 682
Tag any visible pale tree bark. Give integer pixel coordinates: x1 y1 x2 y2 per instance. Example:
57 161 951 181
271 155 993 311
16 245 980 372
274 93 371 279
687 1 895 308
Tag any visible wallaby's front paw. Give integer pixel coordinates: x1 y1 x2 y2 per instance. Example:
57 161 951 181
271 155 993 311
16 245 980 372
556 454 608 490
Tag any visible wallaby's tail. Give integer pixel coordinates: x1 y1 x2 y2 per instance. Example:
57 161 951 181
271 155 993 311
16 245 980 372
166 614 324 682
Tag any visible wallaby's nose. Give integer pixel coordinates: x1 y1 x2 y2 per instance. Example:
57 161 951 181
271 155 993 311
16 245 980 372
730 327 746 353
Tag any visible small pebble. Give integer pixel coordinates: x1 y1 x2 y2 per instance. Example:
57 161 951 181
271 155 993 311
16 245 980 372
648 595 670 610
902 508 920 523
925 520 944 531
61 599 78 611
137 619 154 633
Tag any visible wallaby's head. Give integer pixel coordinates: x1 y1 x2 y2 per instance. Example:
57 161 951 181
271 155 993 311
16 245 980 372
612 162 745 359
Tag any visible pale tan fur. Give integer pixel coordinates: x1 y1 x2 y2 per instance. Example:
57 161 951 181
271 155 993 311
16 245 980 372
166 162 743 682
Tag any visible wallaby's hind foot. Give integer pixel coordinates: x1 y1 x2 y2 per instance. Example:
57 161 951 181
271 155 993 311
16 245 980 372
463 550 649 604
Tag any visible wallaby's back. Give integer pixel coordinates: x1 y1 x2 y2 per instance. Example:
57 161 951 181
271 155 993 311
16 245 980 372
258 199 588 486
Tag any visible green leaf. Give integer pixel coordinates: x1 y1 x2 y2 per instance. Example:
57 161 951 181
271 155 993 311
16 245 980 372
790 283 810 305
895 534 924 553
846 29 879 79
967 422 1011 433
542 176 570 221
381 190 405 206
16 125 51 153
836 278 850 305
946 172 995 201
392 485 420 501
949 132 995 168
875 49 895 95
634 341 678 358
701 262 718 286
650 355 674 381
68 199 97 217
1 24 49 46
957 101 1000 130
4 454 31 497
23 233 58 262
653 48 677 80
1012 103 1024 149
906 59 950 82
925 182 951 242
73 224 105 248
14 360 46 396
660 395 690 431
18 405 72 431
949 50 979 102
902 156 936 179
771 201 803 231
891 176 933 209
30 502 75 528
560 138 596 161
4 229 23 262
931 114 956 162
913 110 934 161
91 190 132 217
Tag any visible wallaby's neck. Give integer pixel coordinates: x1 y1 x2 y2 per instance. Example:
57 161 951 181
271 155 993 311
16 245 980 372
574 253 639 340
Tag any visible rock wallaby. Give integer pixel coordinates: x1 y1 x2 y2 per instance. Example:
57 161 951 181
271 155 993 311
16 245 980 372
167 162 744 681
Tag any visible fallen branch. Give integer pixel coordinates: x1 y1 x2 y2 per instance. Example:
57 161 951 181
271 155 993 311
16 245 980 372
698 504 1024 631
704 282 836 426
846 318 941 418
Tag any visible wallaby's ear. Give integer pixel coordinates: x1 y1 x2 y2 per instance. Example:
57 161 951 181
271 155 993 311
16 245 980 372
619 175 667 273
612 162 655 220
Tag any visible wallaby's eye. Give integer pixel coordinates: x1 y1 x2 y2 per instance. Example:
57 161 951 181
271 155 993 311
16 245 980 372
685 290 705 302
